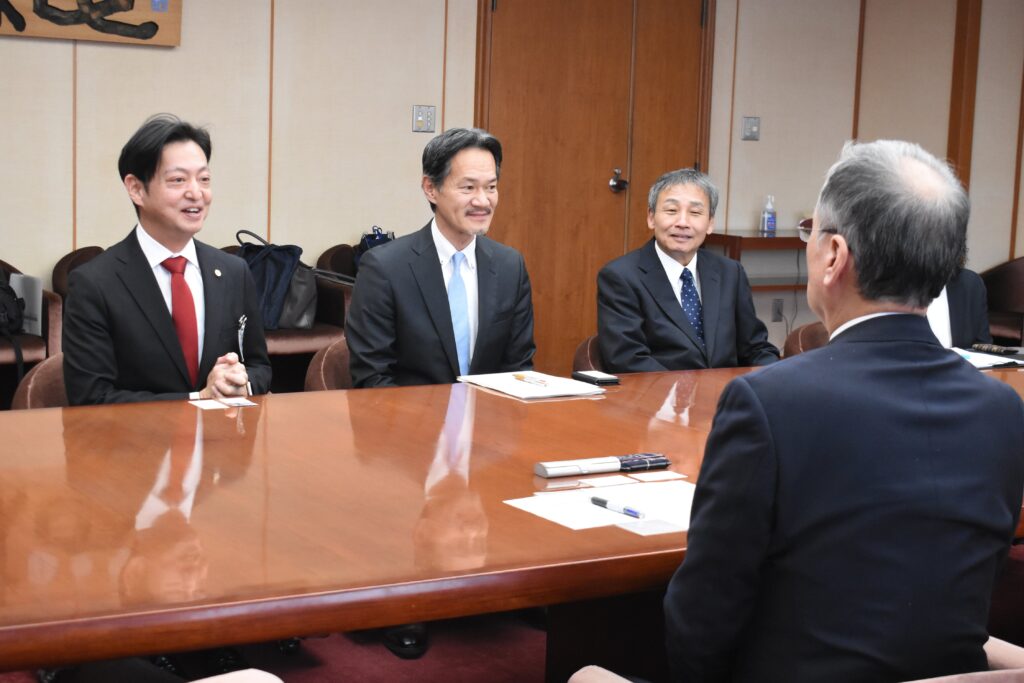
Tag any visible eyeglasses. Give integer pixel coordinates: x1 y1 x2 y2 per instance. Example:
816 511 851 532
797 221 837 243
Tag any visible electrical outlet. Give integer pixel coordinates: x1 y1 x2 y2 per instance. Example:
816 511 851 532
412 105 436 133
771 299 784 322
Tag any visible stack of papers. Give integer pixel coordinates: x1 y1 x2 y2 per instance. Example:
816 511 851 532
459 371 605 400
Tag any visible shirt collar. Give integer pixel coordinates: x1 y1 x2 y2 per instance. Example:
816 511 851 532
654 241 698 282
431 218 477 270
135 224 199 270
830 311 904 340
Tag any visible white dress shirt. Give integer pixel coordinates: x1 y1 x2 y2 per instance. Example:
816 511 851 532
135 224 206 361
655 242 702 306
925 286 953 348
432 219 479 361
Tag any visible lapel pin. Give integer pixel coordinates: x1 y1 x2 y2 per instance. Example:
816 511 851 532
214 268 222 277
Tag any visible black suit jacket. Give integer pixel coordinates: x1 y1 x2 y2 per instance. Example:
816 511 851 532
665 314 1024 683
597 241 779 371
63 230 271 405
345 223 535 387
947 268 992 347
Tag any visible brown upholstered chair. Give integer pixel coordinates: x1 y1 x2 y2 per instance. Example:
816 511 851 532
11 352 67 409
0 258 62 363
51 245 104 301
316 243 357 277
782 322 829 358
304 337 352 391
573 334 605 372
980 257 1024 345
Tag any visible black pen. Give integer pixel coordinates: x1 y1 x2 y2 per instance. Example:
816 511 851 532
591 496 644 519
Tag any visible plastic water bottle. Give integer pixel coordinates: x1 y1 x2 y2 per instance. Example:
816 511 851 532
760 195 777 236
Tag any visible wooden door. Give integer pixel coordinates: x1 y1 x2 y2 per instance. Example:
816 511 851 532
478 0 711 375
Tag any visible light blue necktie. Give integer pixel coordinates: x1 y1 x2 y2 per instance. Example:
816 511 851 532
680 269 705 348
449 252 471 375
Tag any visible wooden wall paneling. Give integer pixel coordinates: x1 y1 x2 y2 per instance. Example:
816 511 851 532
947 0 981 190
626 0 708 250
1013 52 1024 259
480 0 634 375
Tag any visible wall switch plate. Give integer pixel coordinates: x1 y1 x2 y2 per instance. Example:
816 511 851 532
771 298 784 322
412 105 436 133
742 116 761 141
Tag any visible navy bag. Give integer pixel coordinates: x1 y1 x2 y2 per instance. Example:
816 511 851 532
236 230 315 330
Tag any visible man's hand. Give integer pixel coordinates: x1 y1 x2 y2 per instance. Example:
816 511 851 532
198 353 250 399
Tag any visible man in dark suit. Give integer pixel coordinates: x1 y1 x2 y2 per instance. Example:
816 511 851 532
664 141 1024 682
63 114 270 405
346 127 535 387
927 266 992 348
597 168 778 372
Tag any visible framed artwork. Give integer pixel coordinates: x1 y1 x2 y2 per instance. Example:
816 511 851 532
0 0 181 47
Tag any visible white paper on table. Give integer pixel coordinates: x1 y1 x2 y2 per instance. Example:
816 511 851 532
8 274 42 336
458 371 605 400
504 480 695 531
218 396 257 407
953 348 1024 369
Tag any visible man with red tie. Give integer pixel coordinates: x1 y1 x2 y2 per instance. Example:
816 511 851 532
63 114 271 405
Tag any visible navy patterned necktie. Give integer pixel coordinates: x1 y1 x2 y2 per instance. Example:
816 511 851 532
680 269 705 347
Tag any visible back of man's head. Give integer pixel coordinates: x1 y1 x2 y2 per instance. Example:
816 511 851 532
816 140 968 308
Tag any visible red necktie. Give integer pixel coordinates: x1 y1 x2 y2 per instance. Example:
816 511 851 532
161 256 199 387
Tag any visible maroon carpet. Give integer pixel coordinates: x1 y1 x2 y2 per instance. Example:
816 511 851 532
0 613 546 682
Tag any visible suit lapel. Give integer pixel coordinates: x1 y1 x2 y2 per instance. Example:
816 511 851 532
638 241 707 356
696 253 720 358
113 232 193 387
409 225 461 377
196 242 225 381
473 239 498 373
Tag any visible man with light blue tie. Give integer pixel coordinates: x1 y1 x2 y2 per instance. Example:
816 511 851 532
346 127 536 387
597 168 779 372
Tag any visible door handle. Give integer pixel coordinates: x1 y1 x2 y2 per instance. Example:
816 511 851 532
608 168 629 193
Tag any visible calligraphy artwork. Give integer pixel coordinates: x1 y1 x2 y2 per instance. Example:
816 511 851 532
0 0 181 47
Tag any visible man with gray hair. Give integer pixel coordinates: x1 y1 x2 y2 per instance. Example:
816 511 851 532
597 168 778 372
346 127 535 388
664 141 1024 682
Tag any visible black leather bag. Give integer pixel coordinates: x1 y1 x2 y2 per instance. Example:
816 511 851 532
236 230 316 330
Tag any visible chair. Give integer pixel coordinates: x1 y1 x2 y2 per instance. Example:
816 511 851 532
317 243 357 277
573 334 605 372
0 258 62 364
782 321 829 357
11 353 66 409
980 257 1024 345
51 245 104 301
568 638 1024 683
304 337 353 391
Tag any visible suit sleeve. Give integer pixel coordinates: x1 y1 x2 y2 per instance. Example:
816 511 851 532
63 268 188 405
733 265 780 366
665 377 777 682
499 253 537 372
344 250 399 388
597 265 669 373
239 265 272 394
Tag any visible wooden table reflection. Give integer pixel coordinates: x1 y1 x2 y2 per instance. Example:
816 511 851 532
1 367 1021 674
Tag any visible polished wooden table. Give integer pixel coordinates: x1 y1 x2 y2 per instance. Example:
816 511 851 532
1 367 1022 677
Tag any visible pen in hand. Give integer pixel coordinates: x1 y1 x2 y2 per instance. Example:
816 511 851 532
591 496 644 519
238 315 253 396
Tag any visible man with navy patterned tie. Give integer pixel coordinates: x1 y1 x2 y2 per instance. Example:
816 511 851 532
346 128 536 387
597 168 779 372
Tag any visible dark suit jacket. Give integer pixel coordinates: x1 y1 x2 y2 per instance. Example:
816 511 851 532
345 223 535 387
597 241 779 371
63 230 271 405
665 314 1024 683
947 268 992 347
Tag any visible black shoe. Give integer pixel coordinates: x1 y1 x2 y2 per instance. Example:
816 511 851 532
204 646 249 675
383 623 429 659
